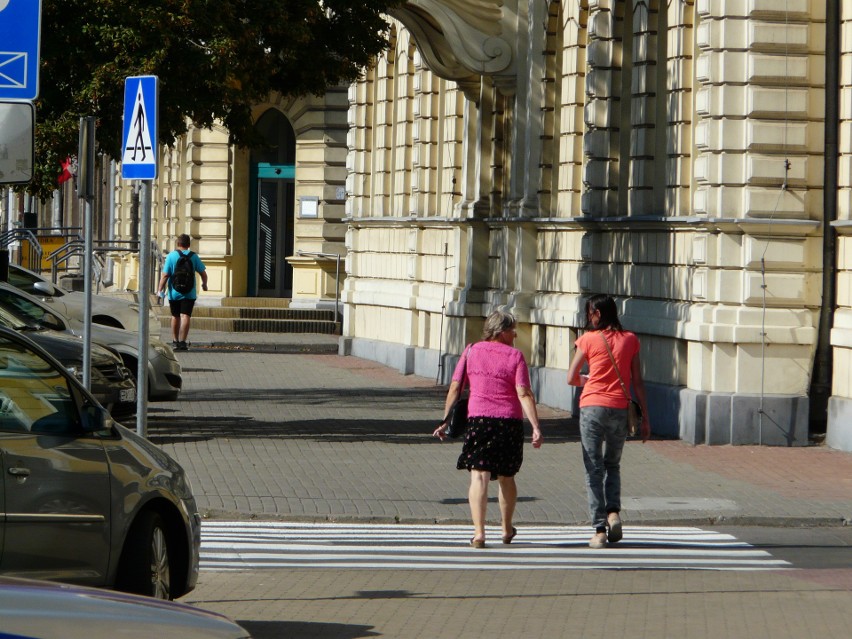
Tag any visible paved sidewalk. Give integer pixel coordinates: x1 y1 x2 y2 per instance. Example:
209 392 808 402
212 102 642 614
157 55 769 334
158 330 852 639
148 330 852 528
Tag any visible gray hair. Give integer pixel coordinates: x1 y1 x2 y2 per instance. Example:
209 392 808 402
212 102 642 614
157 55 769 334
482 311 516 341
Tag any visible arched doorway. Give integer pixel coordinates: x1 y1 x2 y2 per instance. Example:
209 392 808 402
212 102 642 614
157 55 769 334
248 110 296 297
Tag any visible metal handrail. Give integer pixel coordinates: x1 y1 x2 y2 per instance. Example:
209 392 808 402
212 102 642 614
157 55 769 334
47 240 86 283
150 239 162 295
49 245 102 289
296 251 343 322
0 228 42 272
48 241 145 291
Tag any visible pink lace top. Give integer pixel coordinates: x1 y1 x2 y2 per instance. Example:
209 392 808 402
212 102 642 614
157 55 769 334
451 341 531 419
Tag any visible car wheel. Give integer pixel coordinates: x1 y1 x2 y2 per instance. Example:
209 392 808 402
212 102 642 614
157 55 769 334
120 510 172 600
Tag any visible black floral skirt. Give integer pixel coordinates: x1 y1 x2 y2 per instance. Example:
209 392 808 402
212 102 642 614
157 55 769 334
456 416 524 480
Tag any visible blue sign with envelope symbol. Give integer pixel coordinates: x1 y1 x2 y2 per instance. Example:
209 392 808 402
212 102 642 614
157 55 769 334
0 0 42 100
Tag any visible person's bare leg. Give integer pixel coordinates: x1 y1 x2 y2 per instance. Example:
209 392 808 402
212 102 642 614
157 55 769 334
469 470 490 543
179 314 192 342
170 315 180 343
497 475 517 539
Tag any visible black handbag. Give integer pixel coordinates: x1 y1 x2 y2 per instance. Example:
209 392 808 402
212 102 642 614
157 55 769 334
444 344 472 438
445 397 469 439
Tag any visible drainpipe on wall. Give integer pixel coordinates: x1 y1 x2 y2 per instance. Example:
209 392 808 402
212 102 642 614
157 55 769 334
810 0 840 434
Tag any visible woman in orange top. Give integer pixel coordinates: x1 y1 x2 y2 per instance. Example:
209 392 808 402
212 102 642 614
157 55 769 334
567 294 650 549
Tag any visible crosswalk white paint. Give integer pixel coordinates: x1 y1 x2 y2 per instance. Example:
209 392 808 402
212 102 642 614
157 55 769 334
200 522 792 572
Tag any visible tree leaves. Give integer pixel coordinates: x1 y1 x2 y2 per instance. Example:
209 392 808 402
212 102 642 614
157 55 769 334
28 0 401 198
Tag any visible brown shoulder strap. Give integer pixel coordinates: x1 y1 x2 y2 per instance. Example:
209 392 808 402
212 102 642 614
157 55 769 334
599 333 631 401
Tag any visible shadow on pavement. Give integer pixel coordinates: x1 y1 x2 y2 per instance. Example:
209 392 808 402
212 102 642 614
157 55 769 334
173 385 449 407
146 416 577 445
239 620 379 639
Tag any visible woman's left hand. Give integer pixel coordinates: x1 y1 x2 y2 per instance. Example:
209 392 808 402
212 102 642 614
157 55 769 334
531 427 543 449
640 417 651 443
433 423 448 440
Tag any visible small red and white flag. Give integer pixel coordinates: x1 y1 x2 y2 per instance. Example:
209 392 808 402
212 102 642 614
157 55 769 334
57 156 75 185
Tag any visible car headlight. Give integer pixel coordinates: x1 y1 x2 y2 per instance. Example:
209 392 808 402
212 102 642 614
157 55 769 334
151 342 170 358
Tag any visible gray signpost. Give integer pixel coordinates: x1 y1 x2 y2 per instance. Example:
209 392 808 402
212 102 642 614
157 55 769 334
0 101 33 184
0 0 42 102
0 0 41 186
77 117 96 390
121 75 159 437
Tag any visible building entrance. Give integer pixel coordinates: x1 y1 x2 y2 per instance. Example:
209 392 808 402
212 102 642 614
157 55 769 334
248 109 296 297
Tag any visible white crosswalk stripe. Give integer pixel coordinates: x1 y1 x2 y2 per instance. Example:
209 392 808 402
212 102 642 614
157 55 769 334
200 522 792 572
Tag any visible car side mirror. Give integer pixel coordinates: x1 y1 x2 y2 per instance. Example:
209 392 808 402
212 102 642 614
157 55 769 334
81 403 113 434
33 280 58 297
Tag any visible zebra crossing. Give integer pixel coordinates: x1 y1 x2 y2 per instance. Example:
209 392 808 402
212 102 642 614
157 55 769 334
200 521 792 572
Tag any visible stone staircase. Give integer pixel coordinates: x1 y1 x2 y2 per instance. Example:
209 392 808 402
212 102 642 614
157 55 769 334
157 297 341 334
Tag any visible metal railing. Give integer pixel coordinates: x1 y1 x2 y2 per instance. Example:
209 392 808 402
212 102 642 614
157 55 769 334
46 239 149 294
0 228 43 272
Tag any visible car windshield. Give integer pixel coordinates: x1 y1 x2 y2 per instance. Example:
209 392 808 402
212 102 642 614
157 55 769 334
0 288 47 327
7 266 67 297
0 335 79 433
0 304 34 331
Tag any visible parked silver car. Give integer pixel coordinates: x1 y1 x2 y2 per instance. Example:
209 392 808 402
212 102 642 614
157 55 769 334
0 576 250 638
0 327 201 599
0 282 182 401
5 263 159 337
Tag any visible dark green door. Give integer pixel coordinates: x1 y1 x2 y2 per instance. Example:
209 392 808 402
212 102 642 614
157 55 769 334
256 173 294 297
248 108 297 298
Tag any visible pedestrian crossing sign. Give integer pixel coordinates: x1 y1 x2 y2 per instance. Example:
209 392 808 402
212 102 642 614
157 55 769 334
121 75 158 179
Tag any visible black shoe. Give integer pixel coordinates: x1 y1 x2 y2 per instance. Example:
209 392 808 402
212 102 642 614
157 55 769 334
171 340 180 349
175 341 188 351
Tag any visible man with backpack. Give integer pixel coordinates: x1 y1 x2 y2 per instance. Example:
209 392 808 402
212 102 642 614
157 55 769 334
157 234 208 351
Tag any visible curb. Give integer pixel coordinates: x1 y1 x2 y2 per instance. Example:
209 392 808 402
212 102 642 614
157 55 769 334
196 510 852 528
190 342 339 354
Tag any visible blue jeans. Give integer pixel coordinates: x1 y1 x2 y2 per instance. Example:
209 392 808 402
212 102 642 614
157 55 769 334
579 406 627 531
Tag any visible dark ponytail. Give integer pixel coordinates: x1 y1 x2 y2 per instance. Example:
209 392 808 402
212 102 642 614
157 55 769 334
585 294 623 331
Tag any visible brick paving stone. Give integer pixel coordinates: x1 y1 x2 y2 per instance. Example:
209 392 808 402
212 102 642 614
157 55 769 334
147 329 852 527
185 567 852 639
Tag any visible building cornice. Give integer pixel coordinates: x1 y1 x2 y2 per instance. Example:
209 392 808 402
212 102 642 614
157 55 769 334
389 0 518 99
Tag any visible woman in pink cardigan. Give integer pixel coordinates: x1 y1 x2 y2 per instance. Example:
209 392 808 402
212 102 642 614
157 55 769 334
433 311 543 548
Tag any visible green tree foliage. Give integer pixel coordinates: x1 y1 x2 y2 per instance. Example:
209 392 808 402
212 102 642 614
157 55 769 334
31 0 401 198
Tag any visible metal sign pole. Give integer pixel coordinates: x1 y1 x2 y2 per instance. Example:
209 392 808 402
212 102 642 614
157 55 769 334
78 116 96 390
82 197 93 388
120 74 158 438
136 180 151 438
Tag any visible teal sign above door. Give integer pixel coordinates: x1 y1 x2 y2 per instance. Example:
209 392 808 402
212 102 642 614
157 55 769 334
257 163 295 179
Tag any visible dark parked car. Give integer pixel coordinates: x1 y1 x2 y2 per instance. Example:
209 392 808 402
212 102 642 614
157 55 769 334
0 327 201 599
0 282 182 401
0 305 137 417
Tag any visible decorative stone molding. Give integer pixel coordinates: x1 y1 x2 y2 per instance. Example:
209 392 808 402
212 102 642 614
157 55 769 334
389 0 518 99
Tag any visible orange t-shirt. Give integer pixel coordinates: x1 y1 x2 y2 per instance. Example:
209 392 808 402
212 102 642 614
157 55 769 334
575 329 640 409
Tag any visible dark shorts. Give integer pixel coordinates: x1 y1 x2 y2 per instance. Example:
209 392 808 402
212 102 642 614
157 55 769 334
169 298 196 318
456 416 524 479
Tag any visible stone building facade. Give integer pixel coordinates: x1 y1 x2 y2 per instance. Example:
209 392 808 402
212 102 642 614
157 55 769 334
104 0 852 450
343 0 851 450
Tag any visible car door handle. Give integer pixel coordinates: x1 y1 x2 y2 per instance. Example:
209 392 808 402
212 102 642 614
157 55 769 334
8 467 31 477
